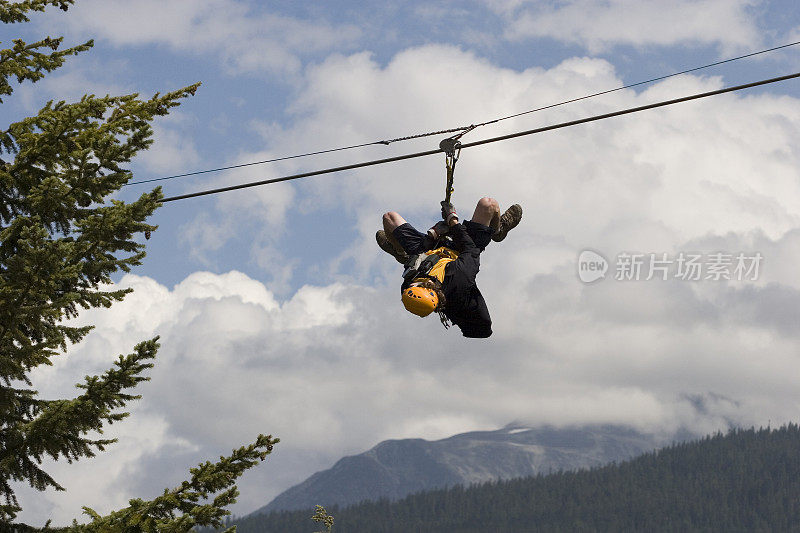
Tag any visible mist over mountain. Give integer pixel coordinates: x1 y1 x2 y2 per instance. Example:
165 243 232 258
229 424 799 533
252 423 686 515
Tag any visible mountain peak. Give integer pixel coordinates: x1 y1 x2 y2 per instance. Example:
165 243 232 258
251 423 679 516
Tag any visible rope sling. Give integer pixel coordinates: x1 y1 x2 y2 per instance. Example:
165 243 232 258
428 126 477 328
438 124 475 208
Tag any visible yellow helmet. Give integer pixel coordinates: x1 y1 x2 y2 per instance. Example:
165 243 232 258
402 285 439 317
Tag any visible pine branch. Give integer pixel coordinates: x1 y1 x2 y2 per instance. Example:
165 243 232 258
0 87 198 383
0 37 93 104
0 339 158 520
0 82 198 520
26 339 157 456
312 505 335 533
0 4 277 528
78 435 280 532
0 1 75 24
0 0 89 108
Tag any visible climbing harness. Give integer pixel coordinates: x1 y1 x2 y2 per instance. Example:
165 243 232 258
401 247 460 329
402 247 459 288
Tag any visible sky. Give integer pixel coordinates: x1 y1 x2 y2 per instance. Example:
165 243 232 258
3 0 800 525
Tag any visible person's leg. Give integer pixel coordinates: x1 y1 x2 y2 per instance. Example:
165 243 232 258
380 211 429 255
470 197 501 229
463 198 498 253
376 212 408 263
383 211 407 235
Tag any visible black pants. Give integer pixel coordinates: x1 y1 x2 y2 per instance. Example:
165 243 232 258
392 220 493 255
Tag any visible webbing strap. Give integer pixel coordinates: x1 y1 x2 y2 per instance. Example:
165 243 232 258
440 139 459 205
438 125 475 206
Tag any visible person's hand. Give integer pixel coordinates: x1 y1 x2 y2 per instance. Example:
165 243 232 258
441 201 457 222
427 221 450 239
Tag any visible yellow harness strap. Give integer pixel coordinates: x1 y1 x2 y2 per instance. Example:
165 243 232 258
425 246 459 283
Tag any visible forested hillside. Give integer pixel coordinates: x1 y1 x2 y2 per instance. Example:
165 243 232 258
255 424 661 514
219 424 800 532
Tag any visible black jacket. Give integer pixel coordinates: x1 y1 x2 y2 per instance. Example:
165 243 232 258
441 224 492 338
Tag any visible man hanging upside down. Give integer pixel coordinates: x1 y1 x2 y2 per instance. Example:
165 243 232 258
376 198 522 338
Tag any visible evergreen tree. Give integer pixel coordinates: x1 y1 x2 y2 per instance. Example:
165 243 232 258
0 1 278 529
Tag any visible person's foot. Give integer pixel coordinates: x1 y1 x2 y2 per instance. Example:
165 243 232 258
376 230 407 264
491 204 523 242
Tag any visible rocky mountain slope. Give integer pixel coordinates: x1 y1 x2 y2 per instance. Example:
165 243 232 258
252 423 678 515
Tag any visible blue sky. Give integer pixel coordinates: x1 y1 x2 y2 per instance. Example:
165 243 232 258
5 0 800 291
5 0 800 524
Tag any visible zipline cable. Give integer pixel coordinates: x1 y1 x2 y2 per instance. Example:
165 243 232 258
162 71 800 203
473 39 800 126
125 126 474 186
131 40 800 187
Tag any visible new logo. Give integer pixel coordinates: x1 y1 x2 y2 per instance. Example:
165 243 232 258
578 250 608 283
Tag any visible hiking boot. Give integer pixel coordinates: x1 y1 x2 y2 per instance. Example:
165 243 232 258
491 204 523 242
376 230 407 264
489 210 501 234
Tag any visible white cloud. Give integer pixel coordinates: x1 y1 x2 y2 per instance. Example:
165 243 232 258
19 261 800 523
487 0 761 53
178 212 235 266
222 45 800 271
14 44 800 525
250 243 299 297
174 152 298 273
49 0 361 77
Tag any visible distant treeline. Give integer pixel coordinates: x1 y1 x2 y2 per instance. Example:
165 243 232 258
215 424 800 532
